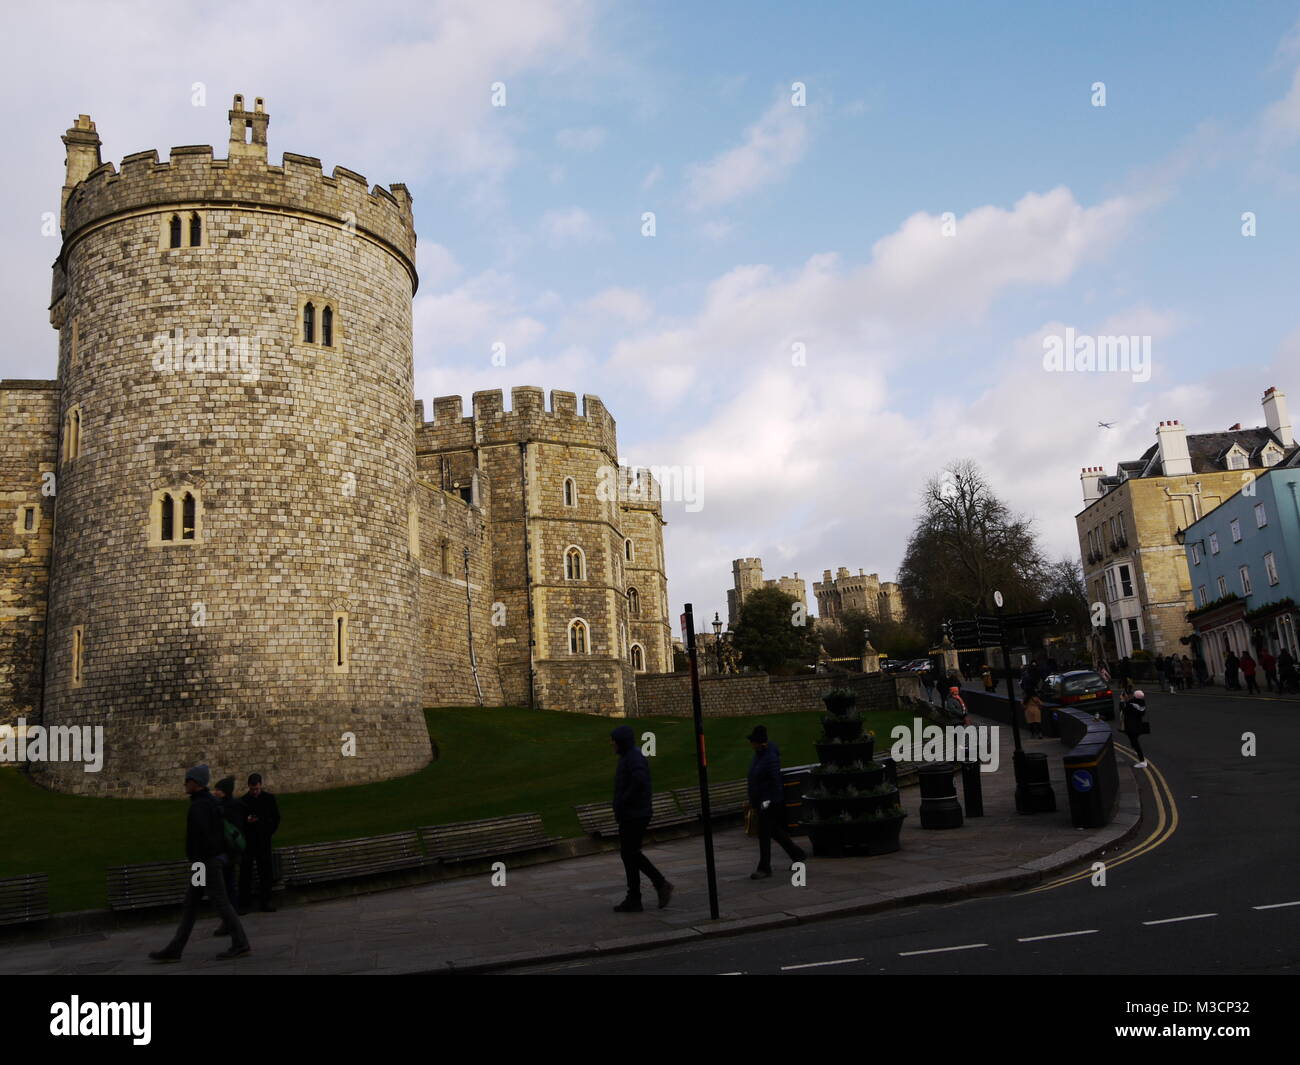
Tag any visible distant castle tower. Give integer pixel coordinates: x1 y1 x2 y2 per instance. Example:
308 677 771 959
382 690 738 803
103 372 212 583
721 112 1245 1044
726 558 807 626
813 567 906 624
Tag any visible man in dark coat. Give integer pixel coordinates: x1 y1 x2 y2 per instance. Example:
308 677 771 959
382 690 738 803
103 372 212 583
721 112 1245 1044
1121 690 1149 768
1224 651 1240 690
610 725 672 912
746 726 805 879
149 764 250 962
238 772 281 913
211 776 245 935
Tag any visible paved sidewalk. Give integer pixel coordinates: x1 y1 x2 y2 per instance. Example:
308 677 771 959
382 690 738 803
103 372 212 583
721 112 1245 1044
0 723 1142 975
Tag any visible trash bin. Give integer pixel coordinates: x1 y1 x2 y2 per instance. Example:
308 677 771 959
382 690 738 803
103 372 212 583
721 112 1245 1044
960 758 984 817
782 764 816 836
1063 734 1119 828
918 763 963 829
1014 750 1057 813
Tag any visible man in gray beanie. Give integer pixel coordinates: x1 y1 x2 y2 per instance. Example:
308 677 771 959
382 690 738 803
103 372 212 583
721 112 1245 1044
149 764 250 962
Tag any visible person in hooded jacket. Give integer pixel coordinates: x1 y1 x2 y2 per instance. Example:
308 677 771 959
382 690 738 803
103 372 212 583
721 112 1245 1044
211 775 245 936
1121 689 1149 769
746 726 806 879
610 725 672 912
149 764 250 962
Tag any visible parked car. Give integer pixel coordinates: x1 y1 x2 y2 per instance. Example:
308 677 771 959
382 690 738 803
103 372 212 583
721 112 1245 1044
1039 670 1113 713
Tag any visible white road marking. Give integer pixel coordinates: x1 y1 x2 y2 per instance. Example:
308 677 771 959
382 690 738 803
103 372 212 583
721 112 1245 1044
1016 929 1099 942
898 943 988 957
1142 913 1217 925
779 957 863 971
1252 900 1300 911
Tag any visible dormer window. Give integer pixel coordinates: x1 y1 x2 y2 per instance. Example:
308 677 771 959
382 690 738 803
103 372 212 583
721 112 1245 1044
1262 446 1282 467
299 297 338 348
1226 448 1248 470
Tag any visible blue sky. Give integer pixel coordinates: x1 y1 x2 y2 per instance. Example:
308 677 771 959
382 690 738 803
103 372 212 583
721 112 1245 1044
3 1 1299 630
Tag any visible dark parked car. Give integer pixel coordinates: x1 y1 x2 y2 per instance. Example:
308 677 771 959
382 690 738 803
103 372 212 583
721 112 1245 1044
1039 670 1114 713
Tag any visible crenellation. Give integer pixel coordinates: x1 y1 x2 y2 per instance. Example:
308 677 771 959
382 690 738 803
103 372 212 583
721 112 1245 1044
550 389 577 416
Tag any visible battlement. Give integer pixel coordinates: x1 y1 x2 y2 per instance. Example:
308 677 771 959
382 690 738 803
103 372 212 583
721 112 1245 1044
58 99 417 285
415 386 618 456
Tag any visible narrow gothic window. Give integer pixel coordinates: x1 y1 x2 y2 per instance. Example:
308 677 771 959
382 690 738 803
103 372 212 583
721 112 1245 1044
22 506 36 532
565 546 583 581
160 493 175 541
628 587 640 616
189 212 202 247
569 619 588 654
322 305 334 347
631 645 644 671
181 492 196 540
441 539 451 576
71 626 84 687
303 302 316 344
169 214 182 248
563 478 576 507
336 616 346 667
625 538 634 562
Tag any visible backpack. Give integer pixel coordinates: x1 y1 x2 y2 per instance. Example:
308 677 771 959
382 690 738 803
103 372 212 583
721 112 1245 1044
220 806 245 856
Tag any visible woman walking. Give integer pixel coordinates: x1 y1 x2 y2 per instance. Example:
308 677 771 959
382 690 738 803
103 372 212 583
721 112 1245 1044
1023 693 1044 739
1121 689 1149 769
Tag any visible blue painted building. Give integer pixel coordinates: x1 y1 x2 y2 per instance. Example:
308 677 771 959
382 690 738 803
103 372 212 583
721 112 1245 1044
1181 466 1300 679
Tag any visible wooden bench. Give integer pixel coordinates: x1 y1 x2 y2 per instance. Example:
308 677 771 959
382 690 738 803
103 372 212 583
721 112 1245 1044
673 779 749 819
419 814 560 863
107 860 192 912
0 873 50 926
276 831 425 887
574 792 693 838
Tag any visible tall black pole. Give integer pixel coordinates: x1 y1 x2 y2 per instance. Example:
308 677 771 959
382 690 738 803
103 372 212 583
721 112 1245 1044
997 598 1024 755
683 604 720 919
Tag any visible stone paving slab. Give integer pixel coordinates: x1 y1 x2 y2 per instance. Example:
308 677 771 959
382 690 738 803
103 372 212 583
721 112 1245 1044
0 724 1144 975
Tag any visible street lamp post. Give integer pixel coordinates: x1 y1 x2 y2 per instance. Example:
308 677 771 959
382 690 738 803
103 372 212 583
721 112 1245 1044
712 612 724 675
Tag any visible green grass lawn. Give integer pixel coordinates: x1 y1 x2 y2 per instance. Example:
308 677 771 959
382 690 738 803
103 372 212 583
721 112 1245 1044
0 704 912 914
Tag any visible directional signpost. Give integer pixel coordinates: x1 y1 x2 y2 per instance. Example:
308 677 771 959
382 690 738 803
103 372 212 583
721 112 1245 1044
945 596 1058 813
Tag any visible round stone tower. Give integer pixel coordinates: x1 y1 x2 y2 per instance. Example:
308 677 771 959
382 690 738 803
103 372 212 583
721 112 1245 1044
39 96 431 797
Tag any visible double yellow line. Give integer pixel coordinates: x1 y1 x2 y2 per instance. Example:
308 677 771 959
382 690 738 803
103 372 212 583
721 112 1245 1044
1028 745 1179 893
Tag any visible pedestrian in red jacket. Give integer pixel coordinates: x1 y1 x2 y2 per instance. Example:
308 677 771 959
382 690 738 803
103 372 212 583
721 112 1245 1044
1260 649 1277 692
1240 651 1259 695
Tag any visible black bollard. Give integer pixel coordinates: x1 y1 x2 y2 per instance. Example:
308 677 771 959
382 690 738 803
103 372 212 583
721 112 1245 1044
960 757 984 817
1014 750 1057 813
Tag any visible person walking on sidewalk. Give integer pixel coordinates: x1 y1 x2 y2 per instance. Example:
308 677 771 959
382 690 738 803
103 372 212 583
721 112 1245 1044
1121 690 1150 769
239 772 281 913
1023 693 1044 739
1279 649 1299 694
149 765 250 962
1240 650 1259 695
609 725 672 913
1260 648 1278 693
745 726 806 880
1181 655 1195 690
211 776 246 936
981 664 995 693
1225 650 1240 690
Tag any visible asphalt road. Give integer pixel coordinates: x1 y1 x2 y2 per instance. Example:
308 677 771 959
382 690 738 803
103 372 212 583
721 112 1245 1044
512 689 1300 975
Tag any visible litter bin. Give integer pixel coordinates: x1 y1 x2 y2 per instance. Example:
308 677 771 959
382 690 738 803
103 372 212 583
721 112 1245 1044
1014 750 1057 813
918 763 963 829
782 764 816 836
960 758 984 817
1063 734 1119 828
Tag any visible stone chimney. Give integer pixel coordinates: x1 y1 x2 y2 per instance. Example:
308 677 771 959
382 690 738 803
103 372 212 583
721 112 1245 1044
1080 466 1104 506
1262 386 1294 448
1156 420 1193 476
61 114 101 230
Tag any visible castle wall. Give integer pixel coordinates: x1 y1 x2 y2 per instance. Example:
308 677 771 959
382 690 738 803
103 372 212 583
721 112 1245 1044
415 479 504 707
0 381 60 727
633 670 896 719
38 130 429 797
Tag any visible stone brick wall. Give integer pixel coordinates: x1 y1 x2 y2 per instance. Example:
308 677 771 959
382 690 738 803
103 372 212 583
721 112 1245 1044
416 479 504 707
633 671 897 718
620 485 671 675
0 381 59 727
37 119 430 797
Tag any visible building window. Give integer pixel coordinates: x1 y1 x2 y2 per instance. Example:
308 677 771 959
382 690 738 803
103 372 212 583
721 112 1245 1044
1209 533 1220 555
568 619 589 654
1197 585 1207 607
1240 566 1252 596
1265 552 1279 586
163 211 204 249
1263 447 1282 467
1227 450 1248 470
1190 543 1201 566
631 643 644 671
1217 576 1228 598
1230 518 1242 543
1255 503 1267 528
1126 618 1143 653
627 587 640 616
1118 564 1134 598
71 626 84 688
151 487 202 546
1104 570 1118 602
625 538 634 562
15 505 38 535
169 214 182 248
331 612 350 673
63 404 82 461
564 545 585 581
189 212 202 247
563 478 577 507
69 316 80 368
299 298 338 348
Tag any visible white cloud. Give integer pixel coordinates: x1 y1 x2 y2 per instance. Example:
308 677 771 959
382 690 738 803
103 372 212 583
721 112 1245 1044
555 125 606 151
641 163 663 190
685 97 810 210
539 206 607 245
582 287 652 324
